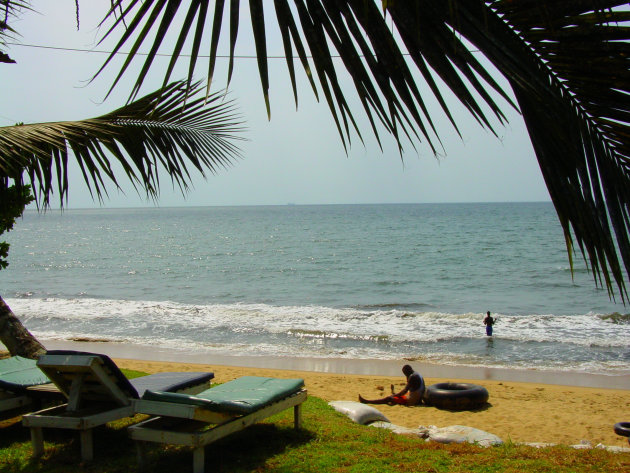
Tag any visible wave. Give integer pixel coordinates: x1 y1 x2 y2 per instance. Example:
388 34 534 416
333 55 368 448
599 312 630 324
286 329 390 343
5 296 629 374
68 336 123 343
355 302 436 311
8 296 625 339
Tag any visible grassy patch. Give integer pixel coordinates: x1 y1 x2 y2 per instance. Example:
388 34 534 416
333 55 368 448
119 368 148 380
0 395 627 472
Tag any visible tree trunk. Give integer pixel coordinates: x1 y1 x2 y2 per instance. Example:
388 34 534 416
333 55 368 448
0 295 46 359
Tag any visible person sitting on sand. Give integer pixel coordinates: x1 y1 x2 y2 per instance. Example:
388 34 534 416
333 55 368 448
359 364 425 406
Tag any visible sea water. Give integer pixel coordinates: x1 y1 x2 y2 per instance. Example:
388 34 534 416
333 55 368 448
2 203 629 374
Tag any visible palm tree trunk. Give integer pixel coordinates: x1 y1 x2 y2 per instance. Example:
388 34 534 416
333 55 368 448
0 295 45 359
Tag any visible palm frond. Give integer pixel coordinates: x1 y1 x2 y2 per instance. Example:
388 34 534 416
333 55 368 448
476 1 630 299
0 0 31 64
98 0 509 152
95 0 630 299
0 80 246 207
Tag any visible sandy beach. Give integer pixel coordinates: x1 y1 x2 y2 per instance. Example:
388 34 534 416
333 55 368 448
109 354 630 449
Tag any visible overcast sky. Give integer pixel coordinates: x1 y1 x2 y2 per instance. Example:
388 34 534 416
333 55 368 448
2 1 551 208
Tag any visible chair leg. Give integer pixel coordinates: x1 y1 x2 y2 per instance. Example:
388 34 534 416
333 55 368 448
136 441 149 471
193 446 205 473
30 427 44 458
294 404 302 429
79 429 94 462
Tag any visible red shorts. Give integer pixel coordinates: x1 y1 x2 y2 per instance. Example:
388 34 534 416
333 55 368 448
391 395 408 405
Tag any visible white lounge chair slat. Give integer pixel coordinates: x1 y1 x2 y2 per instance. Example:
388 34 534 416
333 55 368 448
39 355 131 406
0 394 31 411
132 398 233 423
85 360 131 406
23 404 134 429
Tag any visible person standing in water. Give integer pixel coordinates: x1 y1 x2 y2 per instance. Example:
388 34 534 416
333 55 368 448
483 311 495 336
358 364 425 406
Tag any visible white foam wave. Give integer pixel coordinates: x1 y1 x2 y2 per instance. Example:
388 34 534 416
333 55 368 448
5 297 629 374
7 297 628 346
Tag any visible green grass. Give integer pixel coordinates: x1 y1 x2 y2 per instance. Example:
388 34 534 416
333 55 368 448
0 381 628 472
119 368 149 380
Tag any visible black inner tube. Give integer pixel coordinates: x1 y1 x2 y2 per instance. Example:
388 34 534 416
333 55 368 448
614 422 630 437
423 382 489 411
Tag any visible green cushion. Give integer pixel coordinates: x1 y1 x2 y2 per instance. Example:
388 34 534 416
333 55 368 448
0 356 50 393
143 376 304 415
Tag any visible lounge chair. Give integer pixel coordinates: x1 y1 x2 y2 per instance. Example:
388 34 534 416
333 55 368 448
21 350 214 461
0 355 55 417
129 376 307 473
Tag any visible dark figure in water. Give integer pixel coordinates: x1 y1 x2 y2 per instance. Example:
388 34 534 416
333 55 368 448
484 311 495 336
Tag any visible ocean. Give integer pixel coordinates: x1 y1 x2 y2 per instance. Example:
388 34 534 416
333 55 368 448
1 202 629 375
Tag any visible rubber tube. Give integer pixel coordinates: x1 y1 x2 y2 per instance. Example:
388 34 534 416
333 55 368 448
614 422 630 437
423 383 489 410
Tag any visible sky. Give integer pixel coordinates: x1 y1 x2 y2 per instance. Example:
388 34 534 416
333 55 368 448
2 1 551 209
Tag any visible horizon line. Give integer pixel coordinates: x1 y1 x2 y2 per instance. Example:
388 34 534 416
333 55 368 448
24 200 553 212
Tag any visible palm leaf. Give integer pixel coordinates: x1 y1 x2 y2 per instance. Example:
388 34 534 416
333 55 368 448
476 1 630 299
249 0 270 119
94 0 630 298
0 80 246 207
1 0 32 64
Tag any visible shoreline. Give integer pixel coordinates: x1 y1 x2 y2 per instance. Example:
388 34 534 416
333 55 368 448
43 339 630 390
